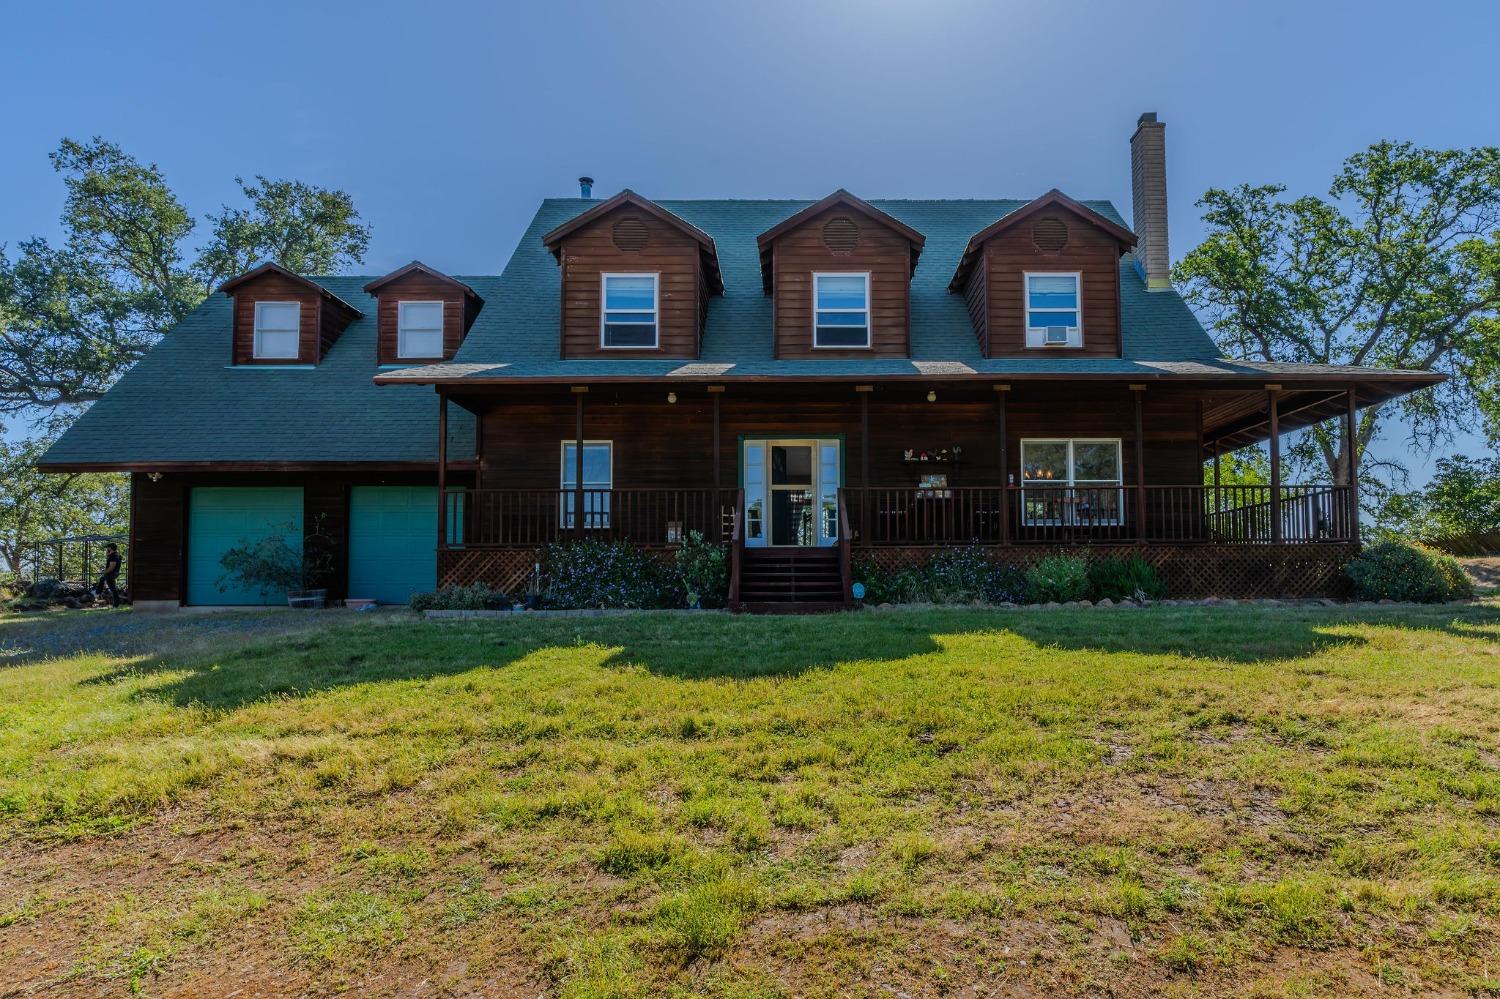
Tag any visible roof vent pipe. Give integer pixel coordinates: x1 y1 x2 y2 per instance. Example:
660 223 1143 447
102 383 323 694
578 176 594 199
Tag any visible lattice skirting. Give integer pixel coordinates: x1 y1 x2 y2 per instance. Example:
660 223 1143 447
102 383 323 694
854 543 1356 599
439 548 543 593
438 546 681 595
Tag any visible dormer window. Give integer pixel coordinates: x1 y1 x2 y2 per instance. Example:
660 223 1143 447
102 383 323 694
601 273 658 348
813 272 871 349
252 301 301 359
1025 272 1082 348
397 301 445 359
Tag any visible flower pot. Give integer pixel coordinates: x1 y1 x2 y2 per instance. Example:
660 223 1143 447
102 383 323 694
287 588 327 609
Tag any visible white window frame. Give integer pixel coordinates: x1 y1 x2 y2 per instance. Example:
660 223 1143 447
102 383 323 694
396 300 445 359
812 271 872 350
1019 438 1123 526
560 439 614 529
252 301 301 360
600 273 660 350
1023 271 1083 349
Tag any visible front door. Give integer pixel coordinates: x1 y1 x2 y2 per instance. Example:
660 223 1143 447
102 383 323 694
744 439 840 547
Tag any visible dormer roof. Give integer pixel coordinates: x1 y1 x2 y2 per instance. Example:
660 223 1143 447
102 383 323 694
755 189 925 293
540 189 724 295
947 189 1137 292
363 260 483 303
217 261 363 317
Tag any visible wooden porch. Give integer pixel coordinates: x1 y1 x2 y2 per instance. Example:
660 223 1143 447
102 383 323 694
428 377 1391 605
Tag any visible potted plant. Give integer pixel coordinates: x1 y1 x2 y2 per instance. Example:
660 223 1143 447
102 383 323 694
217 517 334 608
675 531 727 609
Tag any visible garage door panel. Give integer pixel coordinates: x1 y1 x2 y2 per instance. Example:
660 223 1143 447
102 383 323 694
347 486 437 605
187 487 304 606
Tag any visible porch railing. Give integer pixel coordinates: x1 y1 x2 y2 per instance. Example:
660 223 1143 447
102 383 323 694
440 484 1353 550
840 484 1352 546
442 488 734 548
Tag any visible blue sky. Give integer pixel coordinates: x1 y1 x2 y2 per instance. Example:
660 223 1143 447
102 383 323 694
2 0 1496 481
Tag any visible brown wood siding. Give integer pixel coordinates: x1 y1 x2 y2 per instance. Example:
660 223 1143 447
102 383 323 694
476 386 1201 495
230 273 323 364
557 206 702 359
373 273 469 363
769 206 912 359
963 256 989 355
130 472 185 601
123 470 454 604
982 205 1122 358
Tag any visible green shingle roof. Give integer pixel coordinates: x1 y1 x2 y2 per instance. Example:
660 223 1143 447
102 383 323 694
448 198 1220 375
41 276 481 467
45 196 1229 467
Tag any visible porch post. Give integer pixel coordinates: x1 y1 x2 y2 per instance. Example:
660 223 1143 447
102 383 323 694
995 384 1010 544
1131 385 1146 542
436 391 448 553
857 385 872 546
1268 385 1282 544
710 386 722 511
573 386 586 541
1346 386 1360 546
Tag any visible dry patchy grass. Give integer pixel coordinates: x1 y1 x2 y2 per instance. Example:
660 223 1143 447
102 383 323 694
1 601 1499 996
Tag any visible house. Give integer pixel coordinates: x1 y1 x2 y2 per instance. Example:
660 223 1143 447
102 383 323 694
39 114 1441 610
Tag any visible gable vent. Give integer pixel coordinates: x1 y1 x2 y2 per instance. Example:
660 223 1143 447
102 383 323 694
822 216 860 254
1032 217 1069 253
611 217 650 252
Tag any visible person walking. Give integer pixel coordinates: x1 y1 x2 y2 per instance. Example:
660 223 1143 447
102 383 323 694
95 543 122 607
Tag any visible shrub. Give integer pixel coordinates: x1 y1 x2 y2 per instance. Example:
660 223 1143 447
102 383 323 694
675 531 728 608
1087 555 1167 602
542 540 683 609
1026 553 1090 603
853 549 1030 605
409 584 511 611
1346 540 1473 603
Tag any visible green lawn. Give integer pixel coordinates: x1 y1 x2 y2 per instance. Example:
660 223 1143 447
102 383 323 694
2 602 1499 997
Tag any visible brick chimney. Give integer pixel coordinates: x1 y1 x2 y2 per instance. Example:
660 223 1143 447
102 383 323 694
1130 112 1170 290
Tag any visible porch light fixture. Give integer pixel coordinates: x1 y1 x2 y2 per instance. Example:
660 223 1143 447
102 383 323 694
927 390 937 402
147 472 163 482
667 391 677 404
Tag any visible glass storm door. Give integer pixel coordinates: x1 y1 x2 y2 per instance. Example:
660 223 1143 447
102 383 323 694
744 440 840 548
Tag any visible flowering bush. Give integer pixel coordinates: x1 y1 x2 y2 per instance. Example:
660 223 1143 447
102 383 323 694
542 540 684 609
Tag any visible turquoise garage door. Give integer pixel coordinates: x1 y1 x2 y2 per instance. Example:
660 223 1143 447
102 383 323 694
187 487 304 605
347 486 438 605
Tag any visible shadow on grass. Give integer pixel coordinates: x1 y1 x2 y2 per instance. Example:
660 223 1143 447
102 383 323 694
47 602 1500 712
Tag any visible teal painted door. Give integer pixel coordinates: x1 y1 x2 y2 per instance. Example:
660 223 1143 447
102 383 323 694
187 487 304 605
347 486 438 604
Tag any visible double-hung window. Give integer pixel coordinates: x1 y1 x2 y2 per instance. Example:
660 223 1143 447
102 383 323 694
1020 438 1122 527
601 274 658 348
813 272 871 348
561 440 612 529
1024 272 1082 348
252 301 301 359
397 301 445 359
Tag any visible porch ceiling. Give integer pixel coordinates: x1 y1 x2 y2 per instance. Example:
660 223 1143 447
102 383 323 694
1200 377 1436 455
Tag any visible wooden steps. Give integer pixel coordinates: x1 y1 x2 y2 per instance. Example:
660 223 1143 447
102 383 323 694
735 547 850 613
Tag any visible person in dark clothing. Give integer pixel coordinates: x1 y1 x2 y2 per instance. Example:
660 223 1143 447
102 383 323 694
95 543 122 607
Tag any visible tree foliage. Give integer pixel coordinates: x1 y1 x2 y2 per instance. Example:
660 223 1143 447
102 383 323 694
0 138 370 414
1176 142 1500 481
1373 454 1500 539
0 429 128 575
